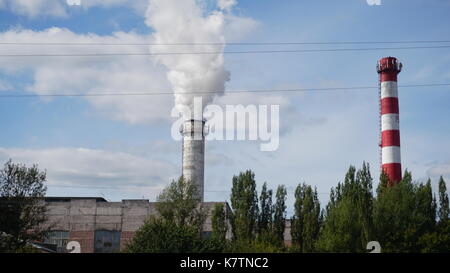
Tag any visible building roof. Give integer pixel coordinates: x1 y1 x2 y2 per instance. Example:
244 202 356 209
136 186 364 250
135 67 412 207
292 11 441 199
44 197 108 203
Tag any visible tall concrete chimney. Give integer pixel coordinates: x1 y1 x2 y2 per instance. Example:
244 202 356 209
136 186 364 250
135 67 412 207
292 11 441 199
377 56 403 185
181 119 206 201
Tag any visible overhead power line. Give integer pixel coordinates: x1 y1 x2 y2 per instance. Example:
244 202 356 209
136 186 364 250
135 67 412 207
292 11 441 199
47 184 331 194
0 45 450 57
1 40 450 46
0 83 448 98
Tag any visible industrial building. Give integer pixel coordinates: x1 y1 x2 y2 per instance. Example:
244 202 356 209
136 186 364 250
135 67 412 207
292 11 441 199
33 115 296 253
40 197 293 253
9 57 400 253
39 197 238 253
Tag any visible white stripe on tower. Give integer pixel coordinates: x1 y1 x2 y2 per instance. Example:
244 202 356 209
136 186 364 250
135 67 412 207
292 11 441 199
377 57 402 185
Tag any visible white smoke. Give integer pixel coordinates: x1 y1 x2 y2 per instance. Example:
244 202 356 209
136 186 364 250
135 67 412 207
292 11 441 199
145 0 233 117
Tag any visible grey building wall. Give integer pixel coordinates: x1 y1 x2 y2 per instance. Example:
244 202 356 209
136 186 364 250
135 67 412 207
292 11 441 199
41 197 292 252
41 197 232 253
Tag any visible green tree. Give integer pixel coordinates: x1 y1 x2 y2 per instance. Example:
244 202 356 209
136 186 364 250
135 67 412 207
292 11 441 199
416 179 437 232
273 185 287 245
377 170 389 196
229 238 284 253
356 162 374 245
291 184 305 251
125 176 207 253
156 176 206 230
124 216 202 253
253 182 282 250
211 203 228 242
230 170 258 242
0 160 48 253
373 171 438 252
419 176 450 252
315 197 360 252
438 176 449 223
316 163 373 253
291 183 321 252
258 182 273 234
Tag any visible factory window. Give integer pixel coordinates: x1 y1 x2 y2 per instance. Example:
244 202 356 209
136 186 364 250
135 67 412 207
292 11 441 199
94 230 121 253
43 231 69 253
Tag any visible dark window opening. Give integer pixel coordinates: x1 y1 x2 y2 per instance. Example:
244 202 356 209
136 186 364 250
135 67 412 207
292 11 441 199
94 230 121 253
43 231 69 253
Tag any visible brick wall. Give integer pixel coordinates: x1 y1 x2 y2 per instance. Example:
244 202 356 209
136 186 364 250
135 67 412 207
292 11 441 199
69 231 94 253
44 198 296 253
120 231 135 250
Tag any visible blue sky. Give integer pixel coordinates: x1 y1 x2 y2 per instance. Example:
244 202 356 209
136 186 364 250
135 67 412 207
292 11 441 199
0 0 449 214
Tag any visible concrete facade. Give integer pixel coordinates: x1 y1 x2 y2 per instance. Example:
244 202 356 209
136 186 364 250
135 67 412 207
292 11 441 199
181 119 206 202
41 197 292 252
42 197 232 253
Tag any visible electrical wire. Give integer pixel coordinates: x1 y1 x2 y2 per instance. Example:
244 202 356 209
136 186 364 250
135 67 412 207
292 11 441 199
1 40 450 46
0 45 449 57
47 184 331 194
0 83 448 98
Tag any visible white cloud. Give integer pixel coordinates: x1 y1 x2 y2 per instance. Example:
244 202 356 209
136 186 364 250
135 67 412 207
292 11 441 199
0 1 259 124
66 0 81 6
0 0 247 19
218 0 236 11
0 147 178 191
78 0 148 15
366 0 381 6
0 0 150 18
427 163 450 178
0 0 68 18
0 27 175 124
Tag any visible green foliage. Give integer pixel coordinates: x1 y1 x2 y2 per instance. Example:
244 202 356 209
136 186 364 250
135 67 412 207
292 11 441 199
228 237 284 253
377 170 389 196
417 228 450 253
125 176 207 253
315 198 362 252
0 160 48 253
124 167 450 253
291 183 321 252
258 182 273 235
438 176 449 223
373 171 438 252
230 170 259 242
156 176 206 229
316 162 373 253
429 176 450 252
211 203 228 242
124 216 203 253
273 185 287 245
229 172 287 252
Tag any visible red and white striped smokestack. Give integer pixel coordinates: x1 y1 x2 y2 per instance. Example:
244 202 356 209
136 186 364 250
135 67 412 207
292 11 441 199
377 57 403 185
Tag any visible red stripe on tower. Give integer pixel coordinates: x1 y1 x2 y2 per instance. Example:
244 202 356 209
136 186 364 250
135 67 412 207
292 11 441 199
381 97 399 114
381 130 401 147
377 57 403 185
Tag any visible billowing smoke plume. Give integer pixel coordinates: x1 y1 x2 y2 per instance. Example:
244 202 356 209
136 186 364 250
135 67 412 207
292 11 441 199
145 0 233 117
